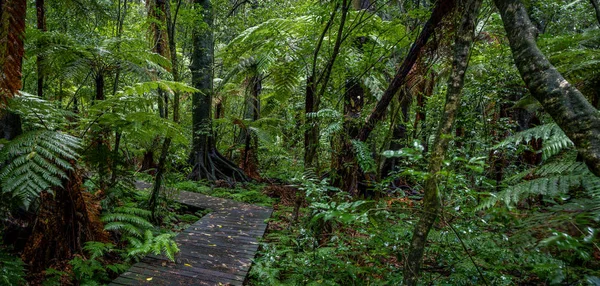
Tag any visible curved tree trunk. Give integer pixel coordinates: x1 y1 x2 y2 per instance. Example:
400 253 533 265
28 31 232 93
189 0 247 183
494 0 600 177
403 0 481 284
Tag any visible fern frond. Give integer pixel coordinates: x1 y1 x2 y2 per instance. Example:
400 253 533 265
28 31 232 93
0 131 81 209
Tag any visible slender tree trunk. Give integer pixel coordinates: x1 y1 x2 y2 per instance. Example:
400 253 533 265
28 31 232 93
36 0 46 98
495 0 600 177
238 69 261 179
590 0 600 26
148 0 177 219
110 0 127 187
304 75 319 170
403 0 481 284
305 1 349 172
189 0 247 183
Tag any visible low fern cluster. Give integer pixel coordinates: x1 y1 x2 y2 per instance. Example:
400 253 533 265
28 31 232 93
0 249 25 285
101 204 179 261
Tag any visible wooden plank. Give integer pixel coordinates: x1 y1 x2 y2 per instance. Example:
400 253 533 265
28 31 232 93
140 256 246 281
111 184 272 285
132 263 242 285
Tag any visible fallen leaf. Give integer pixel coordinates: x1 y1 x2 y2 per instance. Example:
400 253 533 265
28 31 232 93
147 277 153 281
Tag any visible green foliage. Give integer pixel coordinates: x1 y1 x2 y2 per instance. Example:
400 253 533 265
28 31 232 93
69 242 128 285
102 204 154 238
495 123 573 160
0 249 26 286
0 130 81 209
101 204 179 262
350 140 376 173
127 230 179 262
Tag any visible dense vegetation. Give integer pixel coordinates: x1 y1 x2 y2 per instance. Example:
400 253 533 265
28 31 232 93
0 0 599 284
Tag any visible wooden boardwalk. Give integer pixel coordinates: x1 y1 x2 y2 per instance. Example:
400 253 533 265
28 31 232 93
110 183 272 285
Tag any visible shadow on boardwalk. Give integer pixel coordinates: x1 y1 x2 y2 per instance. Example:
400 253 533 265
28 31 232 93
110 182 272 286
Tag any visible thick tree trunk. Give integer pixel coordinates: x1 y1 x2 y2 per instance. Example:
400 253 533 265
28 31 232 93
0 0 25 139
22 169 107 272
403 0 481 284
189 0 247 183
494 0 600 177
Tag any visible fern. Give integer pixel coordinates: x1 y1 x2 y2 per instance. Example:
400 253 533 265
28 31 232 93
351 140 376 173
0 249 25 286
0 130 81 209
101 205 153 238
477 160 600 211
495 123 573 160
127 230 179 262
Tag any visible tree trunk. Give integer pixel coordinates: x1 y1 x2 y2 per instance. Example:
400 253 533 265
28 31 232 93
149 0 180 219
305 1 350 172
189 0 247 183
403 0 481 284
304 75 319 170
36 0 46 99
238 70 261 180
590 0 600 26
332 77 365 195
0 0 24 139
494 0 600 177
22 169 107 272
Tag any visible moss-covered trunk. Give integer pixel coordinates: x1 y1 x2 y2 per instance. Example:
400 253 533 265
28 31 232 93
494 0 600 177
403 0 481 284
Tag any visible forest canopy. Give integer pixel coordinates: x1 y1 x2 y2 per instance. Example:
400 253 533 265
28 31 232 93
0 0 599 285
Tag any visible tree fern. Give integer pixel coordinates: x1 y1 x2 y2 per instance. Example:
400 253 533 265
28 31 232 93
0 130 81 209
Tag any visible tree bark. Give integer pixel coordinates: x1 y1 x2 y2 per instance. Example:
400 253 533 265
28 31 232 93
0 0 24 140
403 0 481 284
189 0 247 183
494 0 600 177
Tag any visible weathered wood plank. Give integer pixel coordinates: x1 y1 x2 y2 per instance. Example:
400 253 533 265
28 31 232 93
111 184 272 285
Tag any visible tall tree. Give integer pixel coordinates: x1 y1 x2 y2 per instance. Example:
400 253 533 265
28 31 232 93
403 0 482 284
494 0 600 177
189 0 247 182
